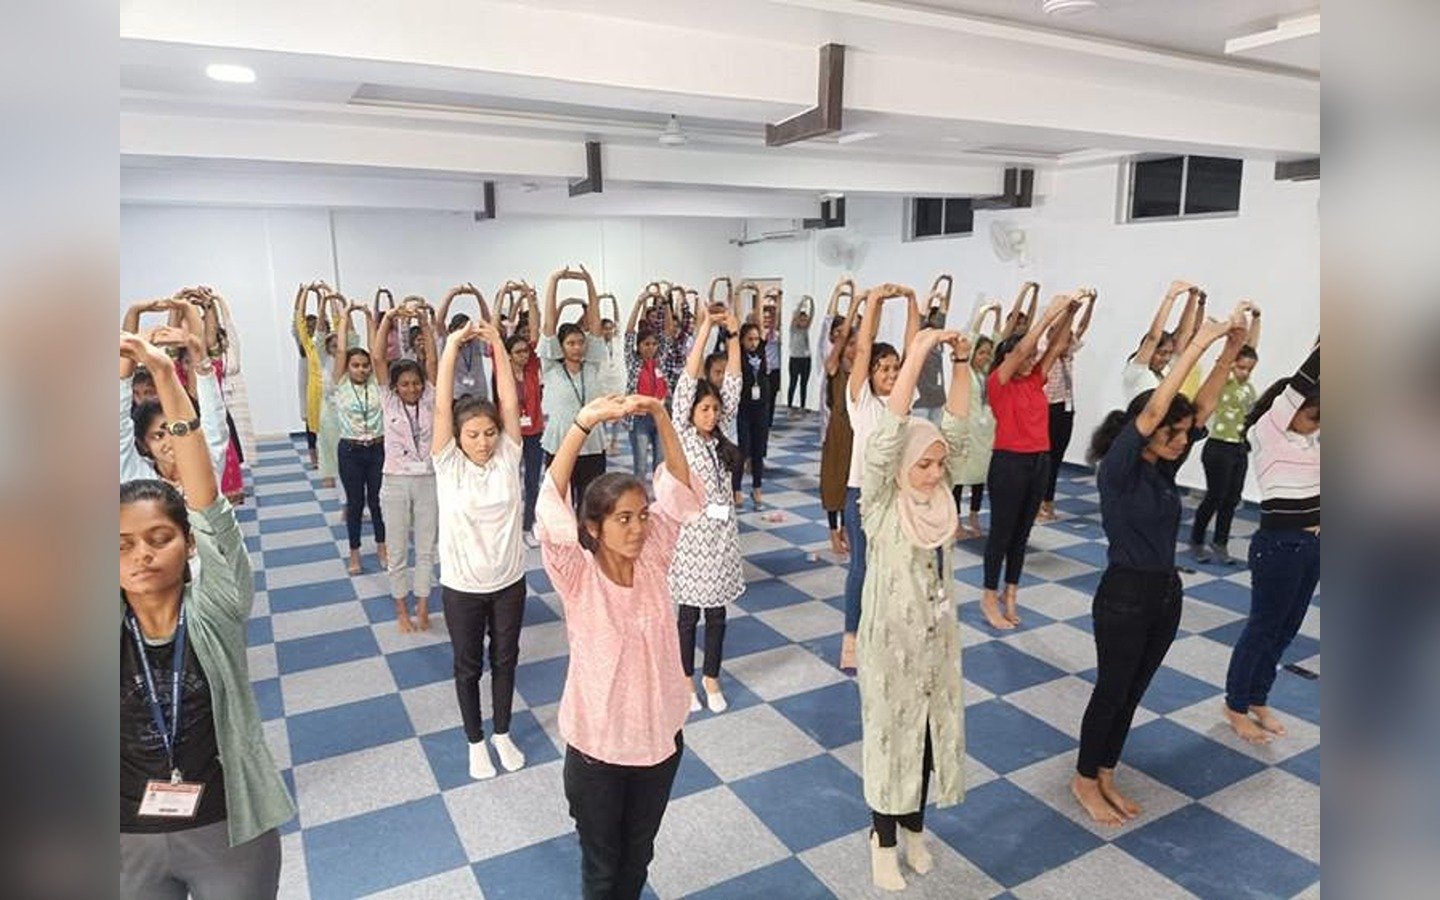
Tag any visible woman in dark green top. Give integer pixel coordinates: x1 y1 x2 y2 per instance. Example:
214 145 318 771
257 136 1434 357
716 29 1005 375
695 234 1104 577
120 334 293 899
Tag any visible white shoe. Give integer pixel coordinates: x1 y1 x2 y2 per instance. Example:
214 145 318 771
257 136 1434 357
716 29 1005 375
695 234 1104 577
491 732 526 772
523 530 539 549
901 826 934 874
705 689 728 713
468 739 496 780
689 692 702 713
870 832 907 892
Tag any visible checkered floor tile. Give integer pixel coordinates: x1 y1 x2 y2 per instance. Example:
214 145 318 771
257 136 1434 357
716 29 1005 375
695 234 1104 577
240 411 1319 899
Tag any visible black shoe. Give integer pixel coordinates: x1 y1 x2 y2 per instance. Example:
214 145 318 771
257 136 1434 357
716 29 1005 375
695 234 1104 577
1190 542 1212 563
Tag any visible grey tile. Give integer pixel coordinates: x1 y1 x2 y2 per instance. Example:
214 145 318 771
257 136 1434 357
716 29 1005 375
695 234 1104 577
649 785 790 897
1022 554 1098 583
1006 674 1155 741
1299 604 1320 640
271 600 372 643
278 831 310 900
1166 699 1320 764
755 599 845 642
281 657 398 716
260 526 337 552
1009 581 1092 623
1162 635 1233 684
401 681 465 736
1179 599 1244 635
1201 768 1320 862
782 566 849 600
526 701 566 755
800 827 1004 899
1011 844 1198 900
1000 621 1097 674
251 593 270 618
360 867 484 899
248 643 278 681
517 619 570 664
1007 751 1189 840
685 704 824 782
1023 527 1089 552
725 644 847 702
292 738 439 828
263 718 291 771
266 558 353 591
256 500 326 521
738 530 796 555
373 611 452 656
443 758 573 860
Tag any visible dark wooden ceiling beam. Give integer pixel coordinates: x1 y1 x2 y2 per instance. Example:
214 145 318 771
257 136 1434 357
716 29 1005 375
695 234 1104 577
765 44 845 147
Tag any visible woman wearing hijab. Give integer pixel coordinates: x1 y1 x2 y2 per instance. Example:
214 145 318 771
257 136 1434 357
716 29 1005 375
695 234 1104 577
857 327 973 892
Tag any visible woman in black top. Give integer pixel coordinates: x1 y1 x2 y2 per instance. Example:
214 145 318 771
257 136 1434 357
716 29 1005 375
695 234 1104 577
733 322 773 510
1070 304 1252 827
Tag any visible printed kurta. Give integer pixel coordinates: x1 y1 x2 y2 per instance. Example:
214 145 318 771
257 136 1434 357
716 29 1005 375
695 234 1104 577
857 409 970 814
668 371 744 609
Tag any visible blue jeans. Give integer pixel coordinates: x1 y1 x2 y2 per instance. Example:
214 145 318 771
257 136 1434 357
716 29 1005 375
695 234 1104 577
630 416 661 479
843 487 866 633
1224 528 1321 712
521 434 544 532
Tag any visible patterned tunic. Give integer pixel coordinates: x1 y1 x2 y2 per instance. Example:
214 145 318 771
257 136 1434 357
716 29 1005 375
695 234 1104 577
858 409 970 815
667 371 744 609
956 365 995 487
1209 376 1257 444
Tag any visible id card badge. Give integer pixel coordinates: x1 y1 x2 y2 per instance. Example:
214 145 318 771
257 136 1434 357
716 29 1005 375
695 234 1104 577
519 414 533 429
138 779 204 819
750 385 761 401
461 376 476 388
705 502 732 521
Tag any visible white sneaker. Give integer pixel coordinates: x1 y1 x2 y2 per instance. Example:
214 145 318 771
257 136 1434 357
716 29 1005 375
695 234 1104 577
468 739 496 780
705 689 728 713
689 692 702 713
491 732 526 772
523 530 539 549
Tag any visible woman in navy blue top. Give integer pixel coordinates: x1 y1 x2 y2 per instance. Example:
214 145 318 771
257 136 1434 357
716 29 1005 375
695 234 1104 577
1070 304 1253 827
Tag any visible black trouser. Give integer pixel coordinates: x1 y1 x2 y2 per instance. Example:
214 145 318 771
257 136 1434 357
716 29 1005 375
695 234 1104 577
677 605 727 678
338 439 386 549
1045 402 1075 502
952 483 984 514
1191 439 1248 547
872 725 934 848
766 370 781 426
826 509 845 530
547 451 607 512
1076 567 1182 778
734 403 769 493
442 579 526 743
787 357 812 408
564 733 683 900
304 430 317 451
521 434 544 532
982 450 1049 589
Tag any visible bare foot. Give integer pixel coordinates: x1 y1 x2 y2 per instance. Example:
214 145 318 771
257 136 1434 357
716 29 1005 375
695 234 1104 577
1224 706 1273 744
829 529 849 558
1250 705 1287 737
415 597 431 631
347 550 362 576
375 543 390 569
322 477 335 489
839 632 858 672
967 512 984 537
1037 502 1056 522
1071 774 1124 826
981 590 1015 630
1003 586 1022 626
394 598 414 633
734 491 744 509
1097 768 1141 819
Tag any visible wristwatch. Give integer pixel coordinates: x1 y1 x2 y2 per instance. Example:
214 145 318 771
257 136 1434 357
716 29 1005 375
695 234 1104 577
166 416 202 437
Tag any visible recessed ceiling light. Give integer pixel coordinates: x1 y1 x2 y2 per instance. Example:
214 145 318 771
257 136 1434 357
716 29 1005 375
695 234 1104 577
1042 0 1100 15
206 63 256 84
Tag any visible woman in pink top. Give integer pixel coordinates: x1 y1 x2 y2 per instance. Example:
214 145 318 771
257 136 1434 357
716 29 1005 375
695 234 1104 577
535 392 702 900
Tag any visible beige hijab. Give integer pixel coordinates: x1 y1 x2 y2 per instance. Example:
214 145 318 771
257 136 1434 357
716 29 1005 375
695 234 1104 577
896 416 957 549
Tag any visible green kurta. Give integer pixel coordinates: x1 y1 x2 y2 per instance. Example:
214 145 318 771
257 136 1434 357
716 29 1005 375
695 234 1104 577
857 409 970 815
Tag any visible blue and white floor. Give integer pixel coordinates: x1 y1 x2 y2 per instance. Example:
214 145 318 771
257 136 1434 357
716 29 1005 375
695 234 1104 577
239 411 1320 899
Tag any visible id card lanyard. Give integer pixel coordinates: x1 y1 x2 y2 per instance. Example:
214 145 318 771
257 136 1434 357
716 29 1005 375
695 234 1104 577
125 605 187 783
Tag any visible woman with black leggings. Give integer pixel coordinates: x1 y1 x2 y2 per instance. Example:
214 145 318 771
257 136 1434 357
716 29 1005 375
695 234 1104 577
734 322 773 510
1038 289 1096 521
980 293 1079 630
1071 307 1248 826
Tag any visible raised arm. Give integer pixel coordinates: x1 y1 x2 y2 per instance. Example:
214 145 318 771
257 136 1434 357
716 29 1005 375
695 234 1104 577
122 335 213 507
1136 281 1189 367
436 285 467 331
1191 303 1253 426
943 333 974 420
1073 288 1097 341
1138 315 1233 437
929 274 954 316
850 286 894 401
373 307 401 388
1245 303 1262 350
433 324 471 456
902 286 921 351
543 269 562 337
1035 295 1081 375
684 310 717 377
994 294 1071 386
548 396 629 497
418 308 439 385
637 394 691 485
576 266 603 337
625 288 648 335
333 304 359 383
888 328 956 416
478 318 522 443
1176 287 1204 349
825 294 862 377
1001 281 1039 341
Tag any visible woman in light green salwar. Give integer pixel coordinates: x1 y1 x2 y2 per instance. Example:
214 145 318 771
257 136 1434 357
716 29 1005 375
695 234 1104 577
858 326 974 892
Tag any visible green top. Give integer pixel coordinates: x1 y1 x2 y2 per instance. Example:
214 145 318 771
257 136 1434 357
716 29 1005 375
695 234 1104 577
124 498 295 846
1208 375 1257 443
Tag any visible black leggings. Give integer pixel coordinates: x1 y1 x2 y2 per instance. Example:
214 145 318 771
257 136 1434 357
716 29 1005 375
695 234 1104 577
1191 438 1248 546
787 357 812 408
872 725 934 848
1045 403 1075 502
982 450 1049 589
1076 567 1182 778
546 451 607 513
734 403 769 493
338 439 386 549
766 371 782 426
953 483 984 514
442 579 526 743
677 605 727 678
826 509 846 530
304 430 317 451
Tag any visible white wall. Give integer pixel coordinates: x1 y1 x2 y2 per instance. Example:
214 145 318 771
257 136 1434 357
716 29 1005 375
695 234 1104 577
740 161 1320 492
121 206 741 436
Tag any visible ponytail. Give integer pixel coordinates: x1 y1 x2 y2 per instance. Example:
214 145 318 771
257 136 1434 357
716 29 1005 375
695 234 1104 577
1087 409 1134 465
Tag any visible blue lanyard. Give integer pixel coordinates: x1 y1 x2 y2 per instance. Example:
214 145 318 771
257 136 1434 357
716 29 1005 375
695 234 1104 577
125 605 188 782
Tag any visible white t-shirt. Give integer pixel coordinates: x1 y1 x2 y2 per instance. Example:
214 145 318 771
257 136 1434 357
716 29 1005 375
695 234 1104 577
846 380 888 489
433 434 525 594
1121 360 1162 404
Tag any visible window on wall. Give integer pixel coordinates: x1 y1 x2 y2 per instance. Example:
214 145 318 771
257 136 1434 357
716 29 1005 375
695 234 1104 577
907 197 974 240
1127 155 1242 221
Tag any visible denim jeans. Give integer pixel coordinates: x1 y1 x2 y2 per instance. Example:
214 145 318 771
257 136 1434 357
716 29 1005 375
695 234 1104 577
629 416 660 480
843 487 866 633
1224 528 1321 713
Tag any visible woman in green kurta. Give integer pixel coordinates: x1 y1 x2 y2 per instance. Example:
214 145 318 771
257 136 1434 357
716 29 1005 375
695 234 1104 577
858 327 973 892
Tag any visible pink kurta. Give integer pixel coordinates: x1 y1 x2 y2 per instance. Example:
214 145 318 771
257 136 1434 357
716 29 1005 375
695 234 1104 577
535 465 703 766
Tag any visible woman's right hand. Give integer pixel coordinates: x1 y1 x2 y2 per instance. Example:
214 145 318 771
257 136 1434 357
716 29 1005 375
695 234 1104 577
120 332 174 373
576 395 630 430
1191 316 1234 347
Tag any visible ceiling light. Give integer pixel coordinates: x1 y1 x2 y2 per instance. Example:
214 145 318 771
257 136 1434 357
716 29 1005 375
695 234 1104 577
658 115 688 147
1042 0 1100 15
206 63 256 84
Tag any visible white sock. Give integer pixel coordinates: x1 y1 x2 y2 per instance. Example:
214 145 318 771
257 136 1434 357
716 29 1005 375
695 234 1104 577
705 685 728 713
492 732 526 772
690 692 702 713
468 739 496 780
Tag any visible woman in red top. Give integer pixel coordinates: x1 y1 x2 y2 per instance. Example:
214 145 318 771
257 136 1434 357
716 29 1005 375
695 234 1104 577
498 333 546 547
981 293 1081 631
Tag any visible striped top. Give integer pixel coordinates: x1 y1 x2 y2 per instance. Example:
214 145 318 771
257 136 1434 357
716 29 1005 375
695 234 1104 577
1249 347 1319 530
